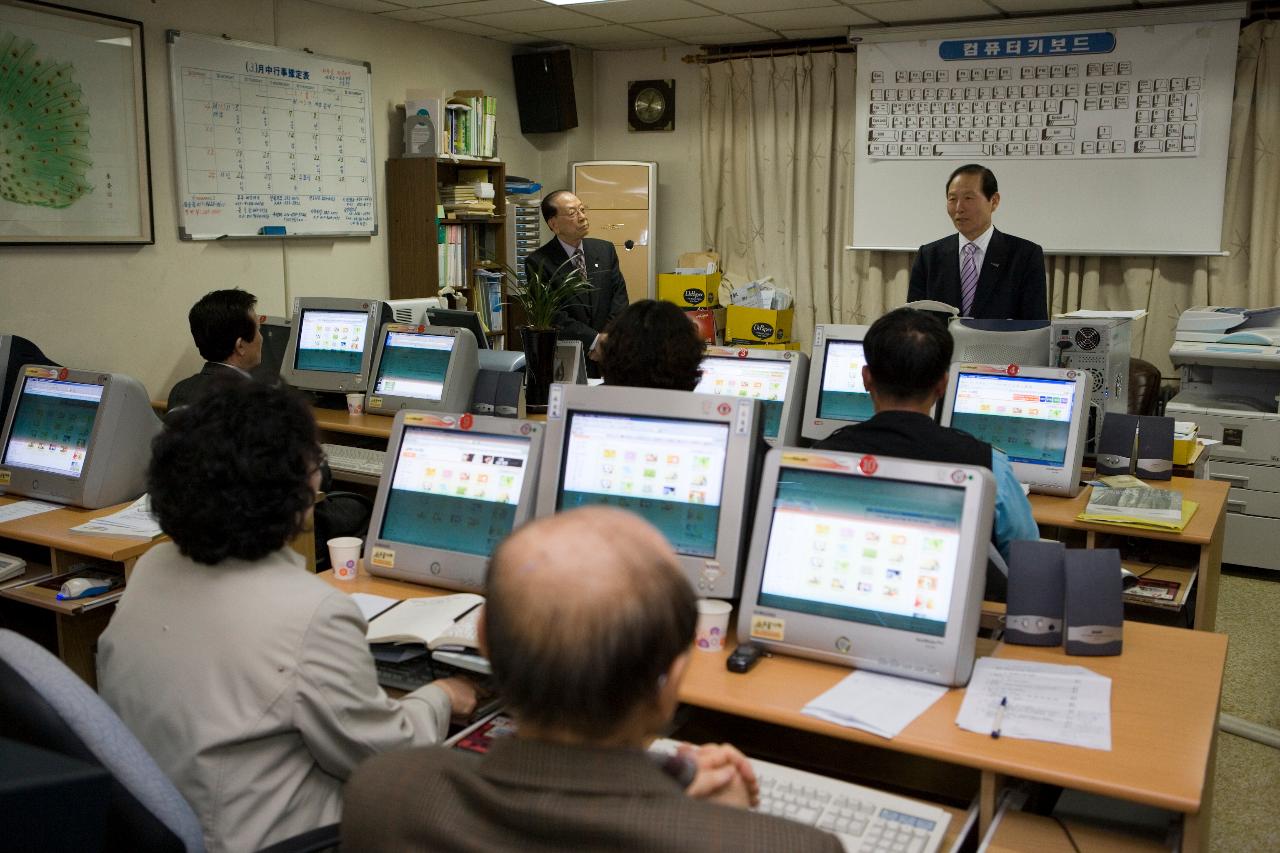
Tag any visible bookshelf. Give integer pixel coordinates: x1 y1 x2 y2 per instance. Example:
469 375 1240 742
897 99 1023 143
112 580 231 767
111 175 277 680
386 157 510 346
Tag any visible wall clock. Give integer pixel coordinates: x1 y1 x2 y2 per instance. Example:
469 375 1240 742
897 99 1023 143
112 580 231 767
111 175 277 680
628 79 675 132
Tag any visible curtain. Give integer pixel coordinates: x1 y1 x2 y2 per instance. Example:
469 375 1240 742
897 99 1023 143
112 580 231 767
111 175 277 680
699 21 1280 373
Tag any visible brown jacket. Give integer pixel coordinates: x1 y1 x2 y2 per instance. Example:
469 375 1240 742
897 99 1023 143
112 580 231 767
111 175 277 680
341 737 844 852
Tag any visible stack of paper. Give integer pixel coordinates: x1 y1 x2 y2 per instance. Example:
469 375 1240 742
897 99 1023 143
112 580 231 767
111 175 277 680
69 495 164 539
0 499 61 524
802 670 948 738
955 658 1112 750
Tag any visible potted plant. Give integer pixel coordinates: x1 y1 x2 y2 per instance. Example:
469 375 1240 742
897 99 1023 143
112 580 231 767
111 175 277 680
487 257 591 413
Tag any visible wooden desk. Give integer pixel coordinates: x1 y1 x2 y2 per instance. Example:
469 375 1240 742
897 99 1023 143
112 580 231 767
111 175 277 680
311 406 396 440
1029 478 1229 631
323 567 1226 852
0 496 162 686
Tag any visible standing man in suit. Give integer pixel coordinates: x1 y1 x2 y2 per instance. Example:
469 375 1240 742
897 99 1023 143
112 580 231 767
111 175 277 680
907 164 1047 322
524 189 629 375
340 507 842 853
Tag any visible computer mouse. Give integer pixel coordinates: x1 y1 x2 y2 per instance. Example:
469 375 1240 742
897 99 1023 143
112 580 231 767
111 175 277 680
57 577 112 600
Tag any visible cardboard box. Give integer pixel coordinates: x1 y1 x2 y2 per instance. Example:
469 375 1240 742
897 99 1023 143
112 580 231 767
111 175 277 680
725 305 794 344
726 340 800 351
685 307 724 345
1172 435 1199 466
659 272 720 308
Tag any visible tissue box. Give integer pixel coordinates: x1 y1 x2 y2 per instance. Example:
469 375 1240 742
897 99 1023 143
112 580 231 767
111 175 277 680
659 272 721 308
726 305 794 344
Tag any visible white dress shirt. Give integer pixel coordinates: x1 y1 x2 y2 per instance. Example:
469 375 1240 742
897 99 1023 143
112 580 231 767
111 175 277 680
956 223 995 271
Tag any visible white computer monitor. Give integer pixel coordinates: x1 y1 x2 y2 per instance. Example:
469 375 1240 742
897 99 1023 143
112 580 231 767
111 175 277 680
536 383 762 599
940 363 1090 497
802 324 873 443
696 346 809 446
279 297 391 394
0 366 160 509
365 324 480 416
364 411 545 592
948 319 1052 367
737 448 995 687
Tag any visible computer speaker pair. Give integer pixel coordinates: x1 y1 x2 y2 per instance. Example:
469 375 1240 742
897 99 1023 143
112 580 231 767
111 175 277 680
1096 414 1175 480
1006 541 1123 656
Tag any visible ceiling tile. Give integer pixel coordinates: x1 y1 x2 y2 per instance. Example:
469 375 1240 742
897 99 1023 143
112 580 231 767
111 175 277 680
309 0 409 13
778 26 858 39
636 14 777 39
698 0 841 12
380 8 444 20
485 30 557 44
394 0 480 7
578 0 717 24
740 6 875 28
533 24 677 45
463 6 603 31
849 0 996 24
422 16 515 35
986 0 1136 11
432 0 545 16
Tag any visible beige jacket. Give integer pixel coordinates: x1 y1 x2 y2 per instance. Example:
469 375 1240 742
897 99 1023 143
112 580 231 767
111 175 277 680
98 542 450 853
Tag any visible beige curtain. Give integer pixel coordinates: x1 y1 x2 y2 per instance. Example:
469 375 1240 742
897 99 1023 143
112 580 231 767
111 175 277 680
700 22 1280 372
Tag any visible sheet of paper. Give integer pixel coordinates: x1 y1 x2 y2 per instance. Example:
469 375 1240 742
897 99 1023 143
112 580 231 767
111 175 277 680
803 670 948 739
69 495 164 539
1059 309 1147 320
955 657 1112 751
351 592 400 622
0 499 61 524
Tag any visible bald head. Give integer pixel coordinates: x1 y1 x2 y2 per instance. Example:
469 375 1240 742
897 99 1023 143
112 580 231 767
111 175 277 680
485 507 697 738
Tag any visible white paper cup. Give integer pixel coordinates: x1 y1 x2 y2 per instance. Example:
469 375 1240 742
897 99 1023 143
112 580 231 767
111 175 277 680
694 599 733 652
328 536 362 580
345 393 365 415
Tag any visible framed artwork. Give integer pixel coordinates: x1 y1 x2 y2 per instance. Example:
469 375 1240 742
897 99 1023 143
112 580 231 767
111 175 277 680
0 1 153 243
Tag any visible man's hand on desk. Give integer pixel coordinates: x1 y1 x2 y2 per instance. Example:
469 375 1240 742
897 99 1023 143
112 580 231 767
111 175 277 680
435 676 481 720
680 742 760 809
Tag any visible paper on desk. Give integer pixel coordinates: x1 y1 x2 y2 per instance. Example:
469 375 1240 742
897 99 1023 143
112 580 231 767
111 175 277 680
69 495 164 539
956 658 1112 751
351 592 400 622
802 670 948 739
1059 309 1147 320
0 499 61 524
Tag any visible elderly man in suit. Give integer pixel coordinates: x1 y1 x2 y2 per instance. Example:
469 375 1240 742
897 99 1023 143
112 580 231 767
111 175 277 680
340 507 842 853
524 189 629 375
906 164 1047 322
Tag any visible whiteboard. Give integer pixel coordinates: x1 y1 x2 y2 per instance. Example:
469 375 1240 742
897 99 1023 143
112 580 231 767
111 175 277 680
850 17 1239 255
167 31 376 239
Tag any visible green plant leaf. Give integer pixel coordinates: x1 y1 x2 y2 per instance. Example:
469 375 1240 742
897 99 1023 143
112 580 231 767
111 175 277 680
479 254 593 331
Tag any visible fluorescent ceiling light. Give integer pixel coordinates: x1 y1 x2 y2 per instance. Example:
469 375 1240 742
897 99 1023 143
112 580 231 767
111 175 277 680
541 0 614 6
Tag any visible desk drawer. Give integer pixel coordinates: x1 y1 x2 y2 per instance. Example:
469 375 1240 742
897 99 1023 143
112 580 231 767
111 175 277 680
1206 459 1280 494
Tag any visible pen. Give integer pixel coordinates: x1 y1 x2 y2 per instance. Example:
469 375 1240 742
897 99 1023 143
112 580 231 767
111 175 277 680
990 696 1007 739
453 602 483 622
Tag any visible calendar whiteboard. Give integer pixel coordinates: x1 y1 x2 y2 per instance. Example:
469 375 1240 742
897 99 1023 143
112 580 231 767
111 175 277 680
167 31 376 239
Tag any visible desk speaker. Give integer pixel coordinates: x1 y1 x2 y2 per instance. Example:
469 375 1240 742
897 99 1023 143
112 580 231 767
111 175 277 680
1136 415 1175 481
1005 540 1065 646
1064 549 1124 656
1095 413 1139 476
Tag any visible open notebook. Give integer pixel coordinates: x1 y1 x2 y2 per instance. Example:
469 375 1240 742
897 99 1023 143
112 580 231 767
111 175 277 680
366 593 484 653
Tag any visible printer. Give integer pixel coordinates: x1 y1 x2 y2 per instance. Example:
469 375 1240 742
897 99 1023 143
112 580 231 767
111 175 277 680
1167 306 1280 572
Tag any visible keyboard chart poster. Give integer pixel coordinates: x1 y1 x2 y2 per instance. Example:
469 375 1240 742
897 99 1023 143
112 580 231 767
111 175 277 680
858 21 1221 163
168 32 376 238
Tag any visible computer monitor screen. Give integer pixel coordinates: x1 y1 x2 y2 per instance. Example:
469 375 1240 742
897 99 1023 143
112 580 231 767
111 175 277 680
366 325 479 416
295 309 370 374
737 449 994 686
801 325 871 443
365 412 544 591
537 384 762 598
695 348 809 446
279 298 390 395
2 376 101 478
0 367 159 508
940 364 1089 497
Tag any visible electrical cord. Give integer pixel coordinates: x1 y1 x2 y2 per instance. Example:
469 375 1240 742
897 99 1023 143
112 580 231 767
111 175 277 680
1053 816 1084 853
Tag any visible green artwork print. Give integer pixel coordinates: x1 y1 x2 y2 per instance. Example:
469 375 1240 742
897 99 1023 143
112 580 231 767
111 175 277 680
0 30 92 209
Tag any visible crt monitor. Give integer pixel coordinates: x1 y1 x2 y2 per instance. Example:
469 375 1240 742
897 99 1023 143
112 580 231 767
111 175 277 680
948 319 1051 368
940 363 1089 497
249 315 290 385
737 448 995 687
0 366 160 509
801 324 872 443
364 411 544 592
1 335 58 419
279 297 392 394
696 346 809 447
536 383 762 599
365 324 480 416
424 308 491 350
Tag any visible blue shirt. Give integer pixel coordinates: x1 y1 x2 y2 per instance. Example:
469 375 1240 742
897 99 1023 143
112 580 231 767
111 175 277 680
991 448 1040 561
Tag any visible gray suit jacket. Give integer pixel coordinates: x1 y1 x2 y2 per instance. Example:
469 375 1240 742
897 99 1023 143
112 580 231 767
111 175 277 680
98 543 451 853
341 737 844 852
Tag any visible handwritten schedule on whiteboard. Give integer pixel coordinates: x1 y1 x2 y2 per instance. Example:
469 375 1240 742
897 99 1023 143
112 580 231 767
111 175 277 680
167 31 377 239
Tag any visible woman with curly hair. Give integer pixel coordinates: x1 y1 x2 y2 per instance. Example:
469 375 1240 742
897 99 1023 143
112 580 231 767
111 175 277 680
599 299 705 390
98 380 476 853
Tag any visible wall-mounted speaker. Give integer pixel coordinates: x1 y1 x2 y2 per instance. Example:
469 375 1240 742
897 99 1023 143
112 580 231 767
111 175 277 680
512 50 578 134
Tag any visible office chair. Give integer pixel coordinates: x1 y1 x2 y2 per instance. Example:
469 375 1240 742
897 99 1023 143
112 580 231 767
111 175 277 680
0 629 205 852
1127 358 1163 416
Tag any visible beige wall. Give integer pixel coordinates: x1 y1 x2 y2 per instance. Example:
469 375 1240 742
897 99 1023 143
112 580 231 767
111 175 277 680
1 0 542 396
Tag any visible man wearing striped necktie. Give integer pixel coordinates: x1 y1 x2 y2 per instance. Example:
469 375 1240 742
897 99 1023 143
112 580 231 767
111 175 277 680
906 165 1047 322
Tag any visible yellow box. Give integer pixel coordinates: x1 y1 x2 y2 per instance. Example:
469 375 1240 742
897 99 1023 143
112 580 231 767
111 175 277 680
725 305 794 344
1173 436 1199 466
727 340 800 351
658 272 721 308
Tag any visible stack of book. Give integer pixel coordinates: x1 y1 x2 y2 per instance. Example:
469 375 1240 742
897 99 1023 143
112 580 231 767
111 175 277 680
474 268 504 336
1077 485 1198 532
438 220 468 291
445 90 497 159
439 183 495 219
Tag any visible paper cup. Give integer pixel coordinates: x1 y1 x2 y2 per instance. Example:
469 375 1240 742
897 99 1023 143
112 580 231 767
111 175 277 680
328 536 362 580
694 599 733 652
345 393 365 415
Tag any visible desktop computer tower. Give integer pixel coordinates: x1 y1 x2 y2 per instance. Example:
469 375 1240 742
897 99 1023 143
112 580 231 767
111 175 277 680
1051 317 1132 416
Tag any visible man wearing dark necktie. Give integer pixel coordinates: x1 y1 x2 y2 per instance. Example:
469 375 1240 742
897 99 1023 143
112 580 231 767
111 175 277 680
524 190 629 376
906 164 1047 322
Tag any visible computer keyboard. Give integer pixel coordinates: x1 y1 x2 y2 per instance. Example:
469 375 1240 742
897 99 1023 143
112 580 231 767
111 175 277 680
322 443 387 477
651 739 949 853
